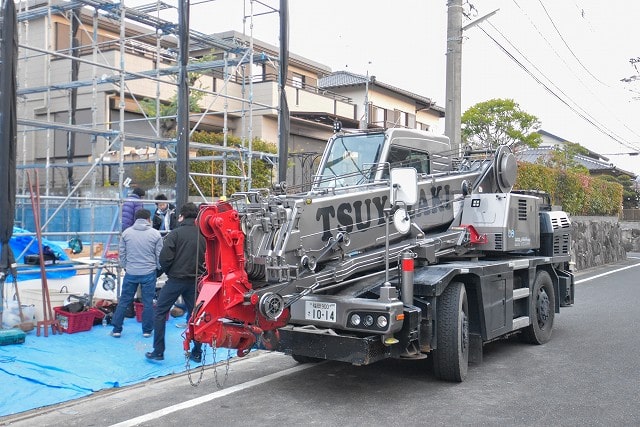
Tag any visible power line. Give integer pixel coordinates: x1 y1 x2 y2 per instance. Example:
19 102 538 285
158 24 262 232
536 0 609 87
510 0 640 141
476 23 640 154
483 22 629 146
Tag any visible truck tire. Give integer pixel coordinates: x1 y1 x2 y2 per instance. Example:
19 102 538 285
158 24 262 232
432 282 469 382
522 270 555 345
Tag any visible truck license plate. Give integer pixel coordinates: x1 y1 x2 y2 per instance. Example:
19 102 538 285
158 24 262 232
305 301 336 322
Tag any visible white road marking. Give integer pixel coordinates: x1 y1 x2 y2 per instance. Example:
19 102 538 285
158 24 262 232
575 257 640 284
111 256 640 426
110 362 315 426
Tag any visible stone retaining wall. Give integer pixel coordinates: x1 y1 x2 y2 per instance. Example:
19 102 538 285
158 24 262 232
619 221 640 252
570 216 627 271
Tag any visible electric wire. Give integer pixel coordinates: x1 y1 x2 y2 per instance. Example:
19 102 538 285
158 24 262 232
515 0 640 141
535 0 609 87
476 22 640 154
484 20 636 149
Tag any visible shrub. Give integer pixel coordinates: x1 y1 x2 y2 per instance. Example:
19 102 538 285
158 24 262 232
515 162 622 216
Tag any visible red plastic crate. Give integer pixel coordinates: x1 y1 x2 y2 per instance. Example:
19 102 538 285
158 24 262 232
134 302 169 322
54 307 96 334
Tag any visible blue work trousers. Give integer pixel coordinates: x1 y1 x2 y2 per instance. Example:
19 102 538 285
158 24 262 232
112 271 157 334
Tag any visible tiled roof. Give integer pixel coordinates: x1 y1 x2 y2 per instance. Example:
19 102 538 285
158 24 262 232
517 147 636 177
319 71 369 87
318 70 437 109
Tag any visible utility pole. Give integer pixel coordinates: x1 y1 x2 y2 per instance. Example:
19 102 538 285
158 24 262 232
444 0 463 156
444 2 498 156
360 69 370 130
175 0 190 210
278 0 290 186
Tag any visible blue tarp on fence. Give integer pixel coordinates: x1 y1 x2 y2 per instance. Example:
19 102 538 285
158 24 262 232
7 226 75 281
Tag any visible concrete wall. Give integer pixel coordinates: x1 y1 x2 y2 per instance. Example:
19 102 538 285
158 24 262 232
571 216 627 271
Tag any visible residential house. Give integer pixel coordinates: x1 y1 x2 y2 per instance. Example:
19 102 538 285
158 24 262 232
517 129 636 180
16 1 446 192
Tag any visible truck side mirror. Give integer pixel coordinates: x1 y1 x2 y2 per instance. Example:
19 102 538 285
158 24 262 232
390 167 418 206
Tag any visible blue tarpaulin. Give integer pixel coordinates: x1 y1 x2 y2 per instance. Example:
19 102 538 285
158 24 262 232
8 226 75 281
0 314 235 417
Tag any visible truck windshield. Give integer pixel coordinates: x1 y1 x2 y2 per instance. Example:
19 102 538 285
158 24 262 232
316 134 385 188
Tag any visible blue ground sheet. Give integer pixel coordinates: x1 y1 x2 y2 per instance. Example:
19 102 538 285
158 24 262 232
0 314 235 417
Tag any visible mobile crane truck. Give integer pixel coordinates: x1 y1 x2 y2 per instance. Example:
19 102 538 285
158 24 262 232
185 128 574 381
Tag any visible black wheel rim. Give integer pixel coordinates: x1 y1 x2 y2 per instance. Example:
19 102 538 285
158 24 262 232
536 287 550 329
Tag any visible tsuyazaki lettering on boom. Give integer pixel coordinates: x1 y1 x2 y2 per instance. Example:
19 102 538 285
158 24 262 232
315 184 452 241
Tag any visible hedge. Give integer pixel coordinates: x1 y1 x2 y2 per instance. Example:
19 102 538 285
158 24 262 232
514 162 623 216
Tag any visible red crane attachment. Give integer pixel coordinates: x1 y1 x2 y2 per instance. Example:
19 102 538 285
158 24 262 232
184 202 289 357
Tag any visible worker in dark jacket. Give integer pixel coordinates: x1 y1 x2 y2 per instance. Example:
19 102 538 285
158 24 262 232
122 187 145 231
146 202 205 362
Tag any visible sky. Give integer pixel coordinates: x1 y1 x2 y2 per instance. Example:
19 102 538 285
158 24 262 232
140 0 640 176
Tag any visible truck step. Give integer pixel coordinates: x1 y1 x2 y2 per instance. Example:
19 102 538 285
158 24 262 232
512 316 530 330
512 288 530 300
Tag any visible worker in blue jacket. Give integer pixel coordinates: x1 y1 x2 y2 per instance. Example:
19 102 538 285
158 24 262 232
121 187 145 231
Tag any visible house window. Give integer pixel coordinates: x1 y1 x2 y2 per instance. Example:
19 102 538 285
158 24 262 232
417 122 430 131
407 113 416 128
371 105 385 127
292 73 305 89
55 22 111 54
392 110 408 128
252 64 265 82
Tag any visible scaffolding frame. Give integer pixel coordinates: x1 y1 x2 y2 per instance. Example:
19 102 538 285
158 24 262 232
14 0 280 253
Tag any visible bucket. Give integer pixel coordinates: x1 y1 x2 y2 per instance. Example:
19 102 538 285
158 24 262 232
20 288 76 322
134 302 169 322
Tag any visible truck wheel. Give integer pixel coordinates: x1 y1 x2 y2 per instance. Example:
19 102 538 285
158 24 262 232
522 270 555 344
432 282 469 382
291 354 322 364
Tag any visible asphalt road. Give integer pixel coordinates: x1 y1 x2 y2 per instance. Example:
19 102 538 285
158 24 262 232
3 254 640 427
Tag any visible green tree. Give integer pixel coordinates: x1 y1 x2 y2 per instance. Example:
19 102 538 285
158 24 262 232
515 162 623 215
138 71 206 137
190 131 277 197
461 98 542 151
599 175 638 209
543 141 589 173
133 55 211 188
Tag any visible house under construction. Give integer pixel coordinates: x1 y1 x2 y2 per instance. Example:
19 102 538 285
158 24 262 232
12 0 446 255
